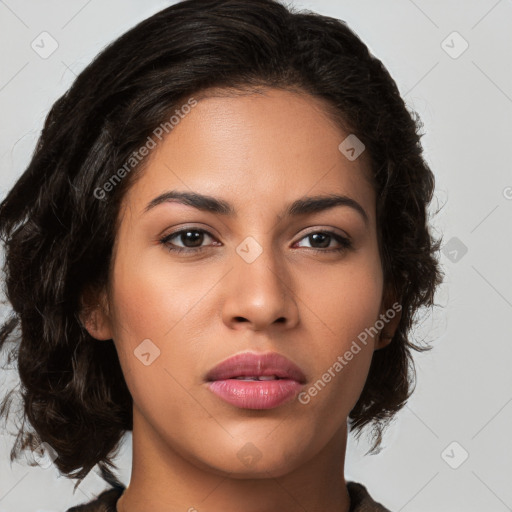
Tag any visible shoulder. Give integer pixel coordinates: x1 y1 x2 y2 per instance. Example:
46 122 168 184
347 481 392 512
65 485 125 512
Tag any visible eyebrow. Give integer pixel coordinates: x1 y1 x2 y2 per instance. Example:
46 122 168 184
144 190 368 225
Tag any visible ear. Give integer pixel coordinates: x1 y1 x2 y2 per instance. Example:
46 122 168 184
78 285 113 341
375 285 402 350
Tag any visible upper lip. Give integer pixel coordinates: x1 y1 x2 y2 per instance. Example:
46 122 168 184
206 351 307 383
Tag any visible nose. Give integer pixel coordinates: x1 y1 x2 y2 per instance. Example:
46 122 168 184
221 241 299 332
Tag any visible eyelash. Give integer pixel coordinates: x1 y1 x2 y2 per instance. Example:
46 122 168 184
159 228 352 255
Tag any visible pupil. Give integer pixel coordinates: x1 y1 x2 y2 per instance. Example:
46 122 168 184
310 233 329 248
182 230 203 247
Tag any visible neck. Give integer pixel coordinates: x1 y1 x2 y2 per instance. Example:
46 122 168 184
117 406 351 512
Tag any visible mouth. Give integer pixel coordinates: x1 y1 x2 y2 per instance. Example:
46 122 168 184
230 375 283 381
205 351 307 383
205 351 307 410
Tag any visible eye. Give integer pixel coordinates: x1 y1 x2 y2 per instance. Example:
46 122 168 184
159 228 352 255
159 228 219 254
294 231 352 253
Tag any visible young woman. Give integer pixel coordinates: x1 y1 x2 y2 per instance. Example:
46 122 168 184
0 1 442 510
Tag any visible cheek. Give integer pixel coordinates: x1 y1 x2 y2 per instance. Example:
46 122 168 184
296 248 383 345
294 253 383 412
107 247 214 404
108 244 213 342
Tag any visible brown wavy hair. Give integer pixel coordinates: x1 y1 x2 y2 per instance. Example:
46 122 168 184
0 0 443 490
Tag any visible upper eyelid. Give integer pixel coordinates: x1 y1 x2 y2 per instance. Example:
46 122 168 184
161 225 218 240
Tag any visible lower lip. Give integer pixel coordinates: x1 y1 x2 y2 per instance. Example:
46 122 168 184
207 379 303 409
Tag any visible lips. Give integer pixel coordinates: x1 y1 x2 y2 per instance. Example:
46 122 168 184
205 351 307 383
205 351 307 410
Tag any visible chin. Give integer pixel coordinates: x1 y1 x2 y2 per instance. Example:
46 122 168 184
195 436 314 479
207 454 305 480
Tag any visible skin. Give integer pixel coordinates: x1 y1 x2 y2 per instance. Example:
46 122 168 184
83 87 400 512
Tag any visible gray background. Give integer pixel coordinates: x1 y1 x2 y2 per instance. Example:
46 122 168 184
0 1 511 511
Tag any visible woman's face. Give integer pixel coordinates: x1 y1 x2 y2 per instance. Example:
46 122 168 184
91 87 391 477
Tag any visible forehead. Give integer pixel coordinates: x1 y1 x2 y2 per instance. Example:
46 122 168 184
121 87 375 222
